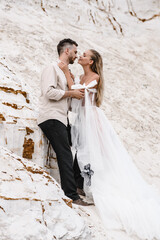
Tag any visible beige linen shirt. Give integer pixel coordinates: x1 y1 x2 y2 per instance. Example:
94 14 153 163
37 60 69 126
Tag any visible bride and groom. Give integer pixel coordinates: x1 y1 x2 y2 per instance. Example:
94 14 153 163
38 38 160 239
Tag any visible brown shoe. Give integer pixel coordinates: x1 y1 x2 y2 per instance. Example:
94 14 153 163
77 188 86 196
72 198 94 206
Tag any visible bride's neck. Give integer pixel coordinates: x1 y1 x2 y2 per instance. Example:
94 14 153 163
83 65 93 76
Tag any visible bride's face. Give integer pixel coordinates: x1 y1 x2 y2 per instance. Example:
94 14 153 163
78 50 93 66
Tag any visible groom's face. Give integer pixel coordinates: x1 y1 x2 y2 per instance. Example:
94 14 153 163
68 45 78 64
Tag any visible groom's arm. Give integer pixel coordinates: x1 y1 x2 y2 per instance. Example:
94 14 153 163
41 65 84 101
62 89 84 100
42 65 65 101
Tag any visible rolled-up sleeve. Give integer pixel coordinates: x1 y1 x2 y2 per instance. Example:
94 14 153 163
41 65 65 101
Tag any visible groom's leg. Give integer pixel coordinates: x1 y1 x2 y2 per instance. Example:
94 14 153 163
39 119 80 201
73 153 84 189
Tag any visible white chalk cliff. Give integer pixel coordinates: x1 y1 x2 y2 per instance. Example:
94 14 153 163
0 0 160 239
0 146 90 240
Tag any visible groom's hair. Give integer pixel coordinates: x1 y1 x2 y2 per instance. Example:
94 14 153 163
57 38 78 56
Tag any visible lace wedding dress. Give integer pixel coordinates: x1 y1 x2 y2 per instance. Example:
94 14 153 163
70 77 160 240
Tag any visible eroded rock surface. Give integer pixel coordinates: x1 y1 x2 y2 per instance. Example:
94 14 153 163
0 1 160 239
0 147 90 240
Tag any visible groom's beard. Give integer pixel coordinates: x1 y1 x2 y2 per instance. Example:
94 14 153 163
69 56 75 64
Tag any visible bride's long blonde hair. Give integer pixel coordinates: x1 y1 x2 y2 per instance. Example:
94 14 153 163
89 49 104 107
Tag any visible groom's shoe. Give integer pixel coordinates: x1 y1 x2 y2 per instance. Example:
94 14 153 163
77 188 86 197
72 198 94 206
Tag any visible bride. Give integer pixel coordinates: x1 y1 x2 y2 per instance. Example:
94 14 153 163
59 49 160 240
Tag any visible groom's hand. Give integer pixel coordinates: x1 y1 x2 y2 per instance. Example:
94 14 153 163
72 89 85 99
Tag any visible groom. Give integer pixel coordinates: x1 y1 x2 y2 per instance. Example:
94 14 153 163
38 38 90 206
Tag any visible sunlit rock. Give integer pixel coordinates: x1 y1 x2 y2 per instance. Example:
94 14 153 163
0 0 160 239
0 146 90 240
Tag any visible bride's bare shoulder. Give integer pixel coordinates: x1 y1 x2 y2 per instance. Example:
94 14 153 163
91 73 100 83
94 73 100 80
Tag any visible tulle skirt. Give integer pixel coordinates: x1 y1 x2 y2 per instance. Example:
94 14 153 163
71 98 160 240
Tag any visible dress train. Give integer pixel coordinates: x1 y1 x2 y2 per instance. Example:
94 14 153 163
70 78 160 240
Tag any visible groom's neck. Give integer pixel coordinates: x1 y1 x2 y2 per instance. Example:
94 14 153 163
59 55 69 65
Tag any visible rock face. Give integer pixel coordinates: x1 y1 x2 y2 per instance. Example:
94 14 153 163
0 147 90 240
0 0 160 174
0 0 160 183
0 0 160 239
0 56 48 167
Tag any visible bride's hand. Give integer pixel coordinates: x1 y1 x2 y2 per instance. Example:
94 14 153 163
58 61 69 73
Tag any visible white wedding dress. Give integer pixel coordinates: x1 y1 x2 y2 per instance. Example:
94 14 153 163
70 77 160 240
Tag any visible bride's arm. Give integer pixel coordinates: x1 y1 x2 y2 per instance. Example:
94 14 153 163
65 70 74 90
58 62 74 90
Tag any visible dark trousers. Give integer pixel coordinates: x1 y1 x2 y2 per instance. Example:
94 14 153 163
39 119 80 201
